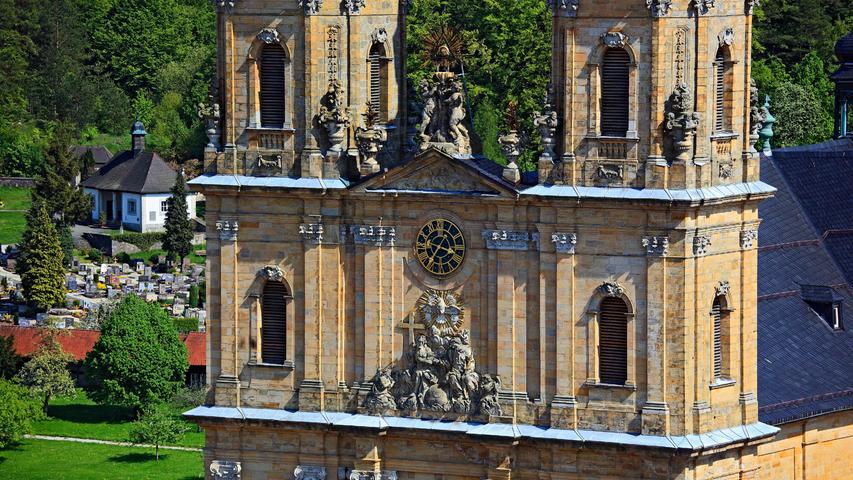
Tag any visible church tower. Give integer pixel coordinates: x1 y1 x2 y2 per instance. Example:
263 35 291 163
190 1 779 479
204 0 407 180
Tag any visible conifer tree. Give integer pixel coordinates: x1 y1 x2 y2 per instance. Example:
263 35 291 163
33 126 93 226
162 171 193 271
18 200 66 311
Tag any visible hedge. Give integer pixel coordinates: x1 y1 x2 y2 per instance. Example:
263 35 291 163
112 232 164 251
173 317 199 334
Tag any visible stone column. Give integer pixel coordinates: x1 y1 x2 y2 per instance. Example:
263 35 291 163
299 218 325 409
551 232 578 429
642 235 670 435
739 227 759 424
215 220 240 406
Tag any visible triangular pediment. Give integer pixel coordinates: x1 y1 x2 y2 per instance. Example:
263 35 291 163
355 148 515 196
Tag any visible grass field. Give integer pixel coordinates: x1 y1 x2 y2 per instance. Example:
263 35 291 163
33 391 204 449
0 439 204 480
0 186 31 245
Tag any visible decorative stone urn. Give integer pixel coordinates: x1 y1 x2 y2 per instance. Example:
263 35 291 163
533 86 559 163
748 79 765 155
318 79 351 153
355 102 388 176
498 103 523 184
664 83 701 163
198 94 221 150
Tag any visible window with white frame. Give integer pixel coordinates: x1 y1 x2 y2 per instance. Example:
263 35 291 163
149 211 156 222
127 200 137 215
161 201 168 213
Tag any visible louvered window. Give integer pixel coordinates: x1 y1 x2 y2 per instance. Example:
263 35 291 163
714 49 727 132
600 48 630 137
259 43 286 129
712 297 723 379
599 297 629 385
369 44 388 122
261 281 288 365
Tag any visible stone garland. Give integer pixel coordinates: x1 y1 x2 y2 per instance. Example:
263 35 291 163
216 220 239 241
642 236 669 257
482 230 540 251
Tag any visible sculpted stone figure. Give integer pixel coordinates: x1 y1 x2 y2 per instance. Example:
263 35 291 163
664 83 701 162
478 374 502 417
447 80 470 152
364 368 396 415
418 79 437 148
318 79 351 152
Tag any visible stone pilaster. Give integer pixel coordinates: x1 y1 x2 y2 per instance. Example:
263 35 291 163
642 235 670 435
551 232 578 428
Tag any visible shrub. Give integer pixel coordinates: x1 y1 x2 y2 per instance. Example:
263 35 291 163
172 317 198 334
86 248 103 263
113 232 163 251
0 379 43 448
116 252 132 265
148 254 160 266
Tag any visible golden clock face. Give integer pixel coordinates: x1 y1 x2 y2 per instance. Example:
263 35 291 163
415 219 466 277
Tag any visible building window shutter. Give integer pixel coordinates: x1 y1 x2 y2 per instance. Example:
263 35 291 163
259 44 287 129
369 44 388 121
261 281 288 365
600 48 630 137
714 49 726 132
712 297 723 379
599 297 629 385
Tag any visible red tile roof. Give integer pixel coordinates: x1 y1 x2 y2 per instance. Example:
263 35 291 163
0 325 205 366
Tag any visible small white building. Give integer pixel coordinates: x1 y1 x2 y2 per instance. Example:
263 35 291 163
82 122 197 233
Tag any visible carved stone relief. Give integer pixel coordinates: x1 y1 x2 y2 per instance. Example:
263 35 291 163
299 223 324 244
598 282 626 298
211 0 238 13
216 220 239 241
363 291 502 418
741 229 758 249
300 0 323 15
746 0 760 15
343 0 365 15
327 25 340 82
256 28 280 45
260 265 285 283
601 31 628 48
595 163 624 181
482 230 540 251
693 235 712 256
350 225 396 247
719 161 733 179
371 27 388 46
691 0 715 15
533 85 559 163
674 28 688 87
210 460 241 480
646 0 672 17
349 471 397 480
718 28 734 48
418 74 471 155
548 0 579 17
551 233 578 254
295 466 327 480
665 83 701 163
642 236 669 256
716 280 730 297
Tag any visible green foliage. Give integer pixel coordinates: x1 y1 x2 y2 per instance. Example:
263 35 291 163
163 173 194 269
198 281 206 306
149 254 161 266
771 82 833 147
14 329 76 414
116 252 133 265
58 225 74 268
86 248 104 263
188 284 199 309
18 201 66 310
0 122 49 177
84 295 189 409
128 404 188 461
113 232 164 251
0 379 43 449
0 335 22 379
32 126 94 226
173 317 198 334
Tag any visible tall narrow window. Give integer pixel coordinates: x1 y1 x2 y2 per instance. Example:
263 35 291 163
600 48 630 137
259 43 286 129
261 281 288 365
713 48 731 132
712 296 723 380
599 297 629 385
368 43 389 122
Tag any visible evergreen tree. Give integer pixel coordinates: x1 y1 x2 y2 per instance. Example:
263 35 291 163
58 225 74 268
84 295 189 409
18 200 66 311
0 335 22 379
162 171 193 271
33 126 93 226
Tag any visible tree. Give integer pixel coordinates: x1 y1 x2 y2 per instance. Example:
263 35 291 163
0 334 22 379
188 284 199 309
33 126 94 226
771 82 832 147
84 295 189 409
0 379 43 449
18 200 66 311
162 171 193 271
14 329 76 413
128 404 187 461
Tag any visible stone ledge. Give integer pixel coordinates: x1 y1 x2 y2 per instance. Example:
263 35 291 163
184 406 780 452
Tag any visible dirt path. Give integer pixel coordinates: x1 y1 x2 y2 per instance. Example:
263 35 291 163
24 434 202 452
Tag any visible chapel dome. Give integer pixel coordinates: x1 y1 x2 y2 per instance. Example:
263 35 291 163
836 32 853 63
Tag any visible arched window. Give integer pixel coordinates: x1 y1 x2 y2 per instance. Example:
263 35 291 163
259 43 287 129
711 295 727 380
368 43 389 122
600 48 631 137
713 47 732 133
261 280 288 365
599 296 629 385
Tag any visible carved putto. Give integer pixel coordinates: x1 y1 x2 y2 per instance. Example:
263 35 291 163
533 85 559 162
664 83 701 163
716 281 731 298
363 291 501 418
601 31 628 48
598 282 626 298
371 27 388 45
718 27 734 48
260 265 285 283
318 79 351 153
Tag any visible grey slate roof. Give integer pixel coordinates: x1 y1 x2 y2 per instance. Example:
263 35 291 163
71 146 113 168
81 150 178 194
757 139 853 425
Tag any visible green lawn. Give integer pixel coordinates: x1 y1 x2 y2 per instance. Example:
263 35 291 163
0 187 31 245
0 439 203 479
33 391 204 449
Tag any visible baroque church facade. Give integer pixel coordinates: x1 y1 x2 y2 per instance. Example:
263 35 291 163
189 0 782 478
